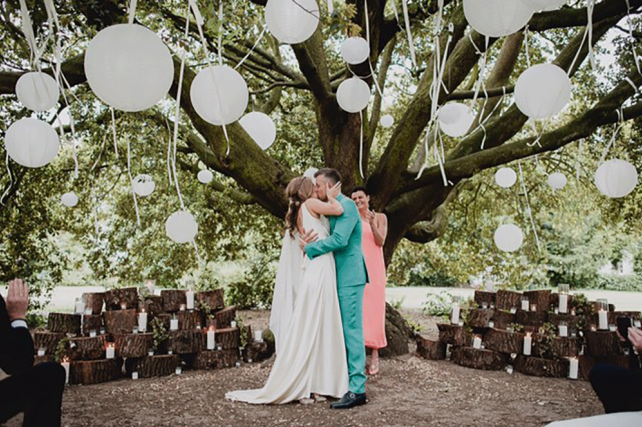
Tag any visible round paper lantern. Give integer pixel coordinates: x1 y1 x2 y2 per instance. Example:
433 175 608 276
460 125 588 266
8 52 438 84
495 167 517 188
197 170 213 184
515 64 571 119
15 72 59 111
303 167 318 180
239 112 277 150
524 0 566 11
594 159 638 198
463 0 534 38
166 211 198 243
191 65 249 126
494 224 524 252
61 192 79 207
438 104 463 125
5 118 60 168
340 37 370 64
85 24 173 112
548 172 567 190
132 174 155 197
380 114 394 128
265 0 320 44
336 77 371 113
439 104 475 137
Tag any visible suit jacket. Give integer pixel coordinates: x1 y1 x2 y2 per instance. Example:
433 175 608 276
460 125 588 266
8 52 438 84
305 194 369 288
0 295 34 376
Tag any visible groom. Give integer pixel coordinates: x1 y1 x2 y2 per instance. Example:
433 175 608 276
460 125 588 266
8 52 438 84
300 168 369 409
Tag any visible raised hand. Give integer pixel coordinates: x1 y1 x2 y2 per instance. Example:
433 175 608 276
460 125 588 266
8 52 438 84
327 181 342 199
6 278 29 321
366 209 376 226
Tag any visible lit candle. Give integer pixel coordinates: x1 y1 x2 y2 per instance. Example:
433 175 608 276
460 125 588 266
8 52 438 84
138 309 148 333
170 315 179 331
568 357 579 380
254 330 263 342
168 350 173 355
598 310 608 330
37 348 46 356
231 321 237 328
451 305 461 324
521 298 529 311
186 291 195 310
554 308 559 315
609 324 616 332
175 366 182 375
473 336 482 349
523 333 532 356
120 303 127 310
559 294 568 314
458 321 464 327
530 304 537 312
132 372 139 380
488 321 495 328
506 365 514 375
207 327 216 350
100 327 106 335
235 361 241 368
179 304 186 311
148 350 154 356
590 324 597 332
481 302 488 309
132 326 139 334
559 324 568 337
106 343 115 359
89 330 97 338
510 307 517 314
61 358 70 384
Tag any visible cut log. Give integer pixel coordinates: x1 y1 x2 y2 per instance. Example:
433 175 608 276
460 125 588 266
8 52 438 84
484 329 524 354
177 310 202 330
124 355 181 378
215 306 237 329
607 311 642 325
81 293 105 315
34 331 65 355
65 336 107 360
167 330 203 354
416 336 447 360
532 336 580 359
451 346 507 370
161 290 187 313
467 309 495 328
437 324 471 346
141 295 164 316
579 355 595 381
34 355 54 366
523 290 551 312
47 313 81 335
153 313 171 331
595 354 640 371
81 314 103 336
474 291 496 308
515 311 548 328
69 359 122 385
584 331 621 357
193 349 239 369
214 327 241 350
114 333 153 358
496 290 522 311
103 309 137 335
514 354 569 378
196 289 225 312
491 310 516 330
548 313 580 330
104 287 139 311
244 341 274 363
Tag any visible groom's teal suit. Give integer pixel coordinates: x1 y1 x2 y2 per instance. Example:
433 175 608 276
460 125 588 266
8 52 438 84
305 194 369 394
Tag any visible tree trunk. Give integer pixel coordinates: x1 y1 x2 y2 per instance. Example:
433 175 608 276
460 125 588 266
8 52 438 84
65 336 107 360
34 331 65 355
451 346 508 371
437 324 472 346
211 327 241 350
47 313 81 335
104 287 139 311
484 329 524 354
196 290 225 312
215 306 236 329
523 290 551 312
81 293 104 315
103 309 137 335
141 295 164 316
496 290 522 311
466 309 494 328
194 349 240 369
514 355 569 378
161 290 187 313
69 359 122 385
584 331 622 357
81 314 103 336
125 355 182 377
167 330 203 354
515 311 548 329
114 333 153 358
379 303 413 358
532 336 580 359
491 310 515 330
176 310 202 330
416 336 447 360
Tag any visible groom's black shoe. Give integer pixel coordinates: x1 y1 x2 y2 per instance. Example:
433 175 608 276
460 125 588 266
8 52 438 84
330 392 367 409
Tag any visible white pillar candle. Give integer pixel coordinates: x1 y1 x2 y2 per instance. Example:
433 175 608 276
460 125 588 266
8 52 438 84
254 330 263 342
523 333 532 356
451 305 460 324
106 344 115 359
175 366 182 375
138 311 148 333
488 321 495 328
186 291 195 310
569 357 579 380
598 310 608 330
170 318 179 331
473 336 482 349
132 372 139 380
559 294 568 314
521 299 529 311
61 360 70 384
207 328 216 350
231 321 237 328
89 330 97 338
559 325 568 337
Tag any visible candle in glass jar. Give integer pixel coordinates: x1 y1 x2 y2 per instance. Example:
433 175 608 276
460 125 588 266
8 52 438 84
521 298 529 311
84 308 93 316
37 348 46 356
559 294 568 314
523 333 532 356
598 310 608 330
207 327 215 350
132 372 139 380
138 309 148 333
609 324 616 332
254 330 263 342
559 325 568 337
170 316 179 331
175 366 182 375
473 336 482 349
186 291 195 310
231 321 237 328
569 357 579 379
451 305 461 324
89 330 97 338
106 343 115 359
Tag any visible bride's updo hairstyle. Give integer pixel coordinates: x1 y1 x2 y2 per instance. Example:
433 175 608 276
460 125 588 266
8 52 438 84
285 176 315 237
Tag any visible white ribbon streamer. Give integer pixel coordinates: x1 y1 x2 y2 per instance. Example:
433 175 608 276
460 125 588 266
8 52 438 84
128 0 138 24
401 0 417 67
359 111 365 179
518 161 541 253
126 139 141 227
111 108 119 158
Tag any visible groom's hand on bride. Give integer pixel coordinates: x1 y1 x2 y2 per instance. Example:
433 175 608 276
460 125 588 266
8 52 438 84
327 181 342 199
298 228 319 251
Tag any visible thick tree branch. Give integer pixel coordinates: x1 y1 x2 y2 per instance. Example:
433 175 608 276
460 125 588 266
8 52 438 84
0 53 85 95
176 159 256 205
368 34 396 143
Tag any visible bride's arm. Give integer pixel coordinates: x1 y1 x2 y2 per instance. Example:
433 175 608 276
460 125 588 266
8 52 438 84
305 197 344 217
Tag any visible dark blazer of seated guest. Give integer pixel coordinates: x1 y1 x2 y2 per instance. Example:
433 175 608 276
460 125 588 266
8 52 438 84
0 294 34 375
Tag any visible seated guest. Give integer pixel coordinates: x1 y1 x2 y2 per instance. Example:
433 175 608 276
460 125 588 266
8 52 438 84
0 279 66 427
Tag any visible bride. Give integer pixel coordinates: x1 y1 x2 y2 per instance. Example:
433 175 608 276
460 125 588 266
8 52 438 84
226 176 349 404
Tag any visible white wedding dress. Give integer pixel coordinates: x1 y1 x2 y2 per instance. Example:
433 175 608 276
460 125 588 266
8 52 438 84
226 204 349 404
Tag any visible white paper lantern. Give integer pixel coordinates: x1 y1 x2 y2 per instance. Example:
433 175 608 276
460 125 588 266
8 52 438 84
463 0 534 38
524 0 566 11
239 112 277 150
495 167 517 188
5 118 60 168
515 64 571 119
336 77 371 113
191 65 249 126
61 192 79 207
132 174 155 197
84 24 174 112
15 72 59 111
494 224 524 252
303 167 318 180
340 37 370 64
265 0 320 44
594 159 638 198
166 211 198 243
197 170 213 184
380 114 394 128
438 104 463 125
548 172 567 190
439 104 475 137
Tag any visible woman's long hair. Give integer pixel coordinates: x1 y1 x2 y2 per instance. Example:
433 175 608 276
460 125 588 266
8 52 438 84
284 177 315 238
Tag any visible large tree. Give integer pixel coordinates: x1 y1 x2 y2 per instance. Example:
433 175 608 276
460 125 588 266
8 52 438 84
1 0 641 266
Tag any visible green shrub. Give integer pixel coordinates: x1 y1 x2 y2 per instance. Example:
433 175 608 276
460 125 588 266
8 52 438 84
593 274 642 292
422 291 455 316
404 269 459 288
226 257 276 309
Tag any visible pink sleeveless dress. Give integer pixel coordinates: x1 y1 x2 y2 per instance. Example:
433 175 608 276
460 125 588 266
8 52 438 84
361 219 387 349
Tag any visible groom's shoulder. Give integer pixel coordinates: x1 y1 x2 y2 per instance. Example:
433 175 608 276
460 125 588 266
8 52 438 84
339 196 358 212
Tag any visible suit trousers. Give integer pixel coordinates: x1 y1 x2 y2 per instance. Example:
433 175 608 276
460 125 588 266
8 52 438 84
337 284 367 395
590 363 642 414
0 362 66 426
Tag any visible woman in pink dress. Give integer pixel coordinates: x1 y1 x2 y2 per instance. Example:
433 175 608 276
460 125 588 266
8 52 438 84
351 187 388 375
